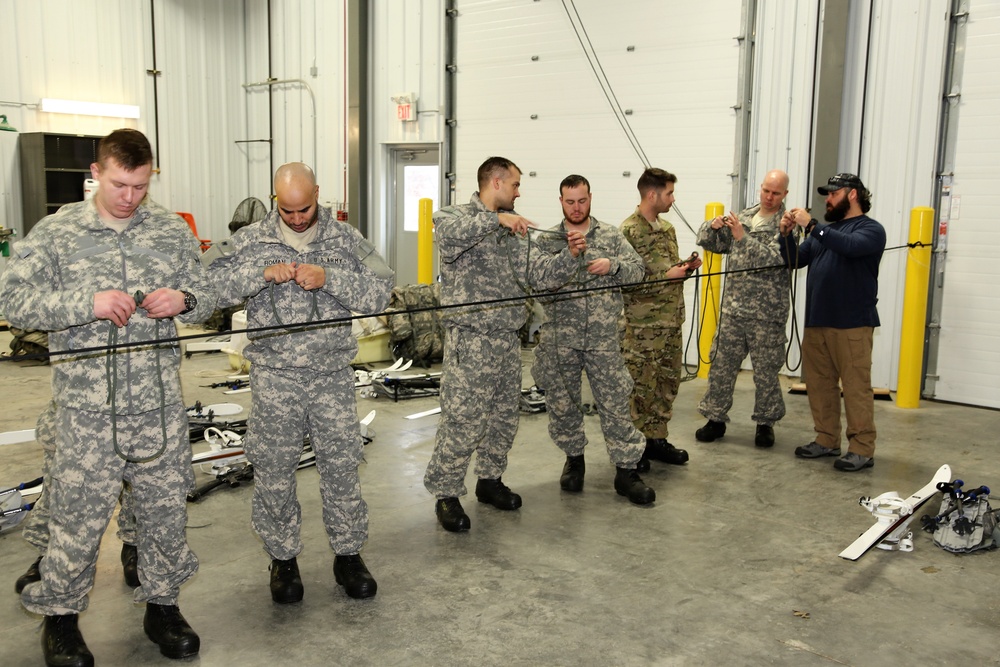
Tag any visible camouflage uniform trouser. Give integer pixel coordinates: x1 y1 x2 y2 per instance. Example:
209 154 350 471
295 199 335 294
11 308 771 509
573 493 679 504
424 327 520 499
531 341 644 468
245 364 367 559
623 325 682 439
21 405 197 615
698 315 787 426
23 403 137 553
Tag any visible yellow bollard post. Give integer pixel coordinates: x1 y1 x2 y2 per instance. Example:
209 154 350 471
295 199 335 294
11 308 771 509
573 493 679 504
697 202 724 379
896 207 935 408
417 198 434 284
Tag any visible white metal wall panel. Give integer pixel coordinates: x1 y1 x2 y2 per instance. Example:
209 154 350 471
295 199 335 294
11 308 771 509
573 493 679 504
247 0 349 209
150 0 250 243
454 0 740 226
0 0 250 245
371 0 447 252
0 132 22 279
742 0 820 375
749 0 819 196
855 0 949 392
452 0 741 368
933 0 1000 408
0 0 353 247
0 0 146 138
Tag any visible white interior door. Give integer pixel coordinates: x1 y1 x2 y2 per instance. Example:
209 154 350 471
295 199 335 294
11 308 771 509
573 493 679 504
390 146 440 287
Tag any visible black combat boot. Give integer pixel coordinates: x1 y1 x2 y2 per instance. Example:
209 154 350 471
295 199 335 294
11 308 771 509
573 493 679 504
15 555 42 594
435 497 471 532
120 543 139 588
644 438 689 465
695 419 727 442
475 477 522 510
333 554 378 599
614 467 656 505
42 614 93 667
755 424 775 448
143 603 200 659
560 455 585 492
269 557 304 604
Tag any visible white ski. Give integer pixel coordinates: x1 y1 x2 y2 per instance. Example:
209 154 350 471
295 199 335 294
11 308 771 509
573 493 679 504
838 463 951 560
0 429 37 447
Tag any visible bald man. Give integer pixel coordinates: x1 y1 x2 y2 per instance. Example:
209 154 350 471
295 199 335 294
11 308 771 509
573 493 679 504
210 163 394 603
694 170 791 448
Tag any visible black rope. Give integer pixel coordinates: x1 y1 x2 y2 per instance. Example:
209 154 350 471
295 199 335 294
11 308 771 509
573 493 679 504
0 242 927 365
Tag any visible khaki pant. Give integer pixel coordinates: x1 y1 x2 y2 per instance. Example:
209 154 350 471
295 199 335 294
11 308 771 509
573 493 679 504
802 327 877 457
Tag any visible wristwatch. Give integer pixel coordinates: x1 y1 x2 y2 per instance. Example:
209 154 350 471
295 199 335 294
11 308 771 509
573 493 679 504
180 290 197 315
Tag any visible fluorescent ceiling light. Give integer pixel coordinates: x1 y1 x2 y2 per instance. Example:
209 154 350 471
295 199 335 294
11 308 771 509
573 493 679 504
39 98 140 119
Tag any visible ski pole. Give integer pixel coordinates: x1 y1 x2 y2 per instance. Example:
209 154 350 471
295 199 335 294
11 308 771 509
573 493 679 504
0 477 44 499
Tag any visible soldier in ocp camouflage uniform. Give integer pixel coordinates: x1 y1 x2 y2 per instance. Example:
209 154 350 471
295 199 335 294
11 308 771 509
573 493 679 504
0 129 215 665
622 168 703 471
424 157 587 533
695 170 791 448
209 162 392 603
531 174 656 505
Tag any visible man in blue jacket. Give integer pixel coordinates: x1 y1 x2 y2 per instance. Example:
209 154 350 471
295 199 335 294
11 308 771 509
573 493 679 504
779 173 886 472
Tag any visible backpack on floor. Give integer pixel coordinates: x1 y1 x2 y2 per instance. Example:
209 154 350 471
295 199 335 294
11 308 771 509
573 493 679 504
386 283 444 368
6 327 49 364
925 486 1000 554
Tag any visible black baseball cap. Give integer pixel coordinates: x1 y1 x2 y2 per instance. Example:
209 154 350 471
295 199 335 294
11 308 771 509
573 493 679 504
817 173 866 195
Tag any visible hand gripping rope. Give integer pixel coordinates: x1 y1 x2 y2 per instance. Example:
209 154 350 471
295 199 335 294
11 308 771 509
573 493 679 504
105 290 170 463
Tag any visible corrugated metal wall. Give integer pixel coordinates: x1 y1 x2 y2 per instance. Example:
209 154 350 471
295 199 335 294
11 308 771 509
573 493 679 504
0 0 249 244
1 0 998 405
934 0 1000 408
0 0 349 246
151 0 250 242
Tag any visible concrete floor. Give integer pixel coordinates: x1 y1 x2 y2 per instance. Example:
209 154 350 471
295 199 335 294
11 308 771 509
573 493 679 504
1 328 999 667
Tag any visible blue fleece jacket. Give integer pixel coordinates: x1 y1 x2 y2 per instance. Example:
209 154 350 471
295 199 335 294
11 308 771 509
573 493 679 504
780 214 886 328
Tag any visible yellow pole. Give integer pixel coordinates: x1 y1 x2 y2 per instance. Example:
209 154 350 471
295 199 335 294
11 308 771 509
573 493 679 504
697 202 724 379
417 198 434 284
896 206 935 408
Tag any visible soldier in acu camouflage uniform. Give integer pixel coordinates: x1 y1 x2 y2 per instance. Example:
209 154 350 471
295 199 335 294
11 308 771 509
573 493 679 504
694 170 791 448
424 157 587 533
0 129 215 666
531 175 656 505
209 162 393 603
621 168 703 471
15 402 141 596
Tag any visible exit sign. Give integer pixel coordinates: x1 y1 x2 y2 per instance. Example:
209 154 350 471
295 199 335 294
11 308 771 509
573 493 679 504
397 103 413 121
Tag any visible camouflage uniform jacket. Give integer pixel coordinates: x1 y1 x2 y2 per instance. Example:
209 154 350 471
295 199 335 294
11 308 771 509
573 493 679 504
0 198 217 414
211 206 393 371
695 203 789 323
435 193 581 335
535 217 646 350
621 207 684 329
